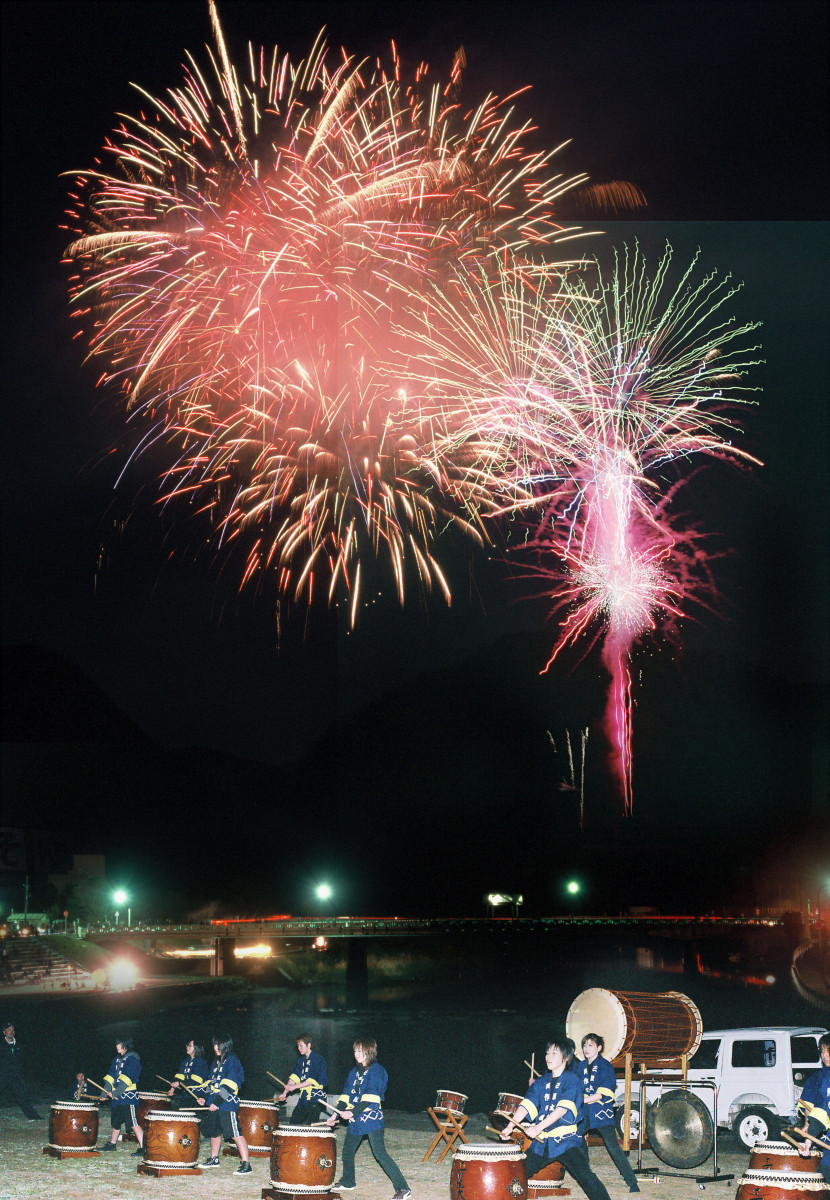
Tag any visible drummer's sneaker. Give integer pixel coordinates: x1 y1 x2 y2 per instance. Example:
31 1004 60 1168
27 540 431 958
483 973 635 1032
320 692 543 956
131 1146 144 1156
392 1190 411 1199
101 1142 118 1151
233 1161 253 1175
334 1183 356 1192
201 1156 221 1167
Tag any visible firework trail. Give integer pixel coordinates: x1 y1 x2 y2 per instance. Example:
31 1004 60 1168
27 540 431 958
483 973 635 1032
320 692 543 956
399 245 762 811
63 3 592 622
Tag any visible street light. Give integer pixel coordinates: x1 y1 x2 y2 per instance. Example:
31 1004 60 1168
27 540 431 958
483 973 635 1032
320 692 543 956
315 883 332 902
113 889 129 927
486 892 524 918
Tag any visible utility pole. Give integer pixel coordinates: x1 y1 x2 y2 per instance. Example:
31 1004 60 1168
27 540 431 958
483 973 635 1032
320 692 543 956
23 875 31 920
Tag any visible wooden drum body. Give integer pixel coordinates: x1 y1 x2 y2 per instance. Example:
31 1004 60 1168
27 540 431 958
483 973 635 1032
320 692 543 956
749 1142 822 1174
451 1143 528 1200
736 1171 830 1199
138 1111 201 1177
497 1094 525 1119
224 1098 279 1157
437 1089 468 1114
44 1102 100 1159
137 1091 171 1128
566 988 703 1066
269 1124 337 1193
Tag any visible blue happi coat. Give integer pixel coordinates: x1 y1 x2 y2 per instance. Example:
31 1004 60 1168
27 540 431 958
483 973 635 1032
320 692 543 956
520 1069 584 1158
337 1062 388 1135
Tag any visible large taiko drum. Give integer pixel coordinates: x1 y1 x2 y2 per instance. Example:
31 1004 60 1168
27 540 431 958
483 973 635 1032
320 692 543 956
436 1089 468 1114
749 1142 822 1174
269 1124 337 1192
141 1111 201 1171
736 1171 830 1199
527 1167 567 1200
235 1099 279 1156
497 1094 526 1119
47 1102 99 1153
451 1143 528 1200
566 988 703 1066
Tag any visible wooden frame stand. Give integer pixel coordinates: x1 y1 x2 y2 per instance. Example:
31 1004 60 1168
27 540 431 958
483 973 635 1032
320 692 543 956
423 1107 469 1162
137 1163 202 1176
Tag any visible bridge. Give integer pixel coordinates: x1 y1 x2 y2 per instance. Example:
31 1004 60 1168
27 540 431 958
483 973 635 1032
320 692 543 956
85 912 782 980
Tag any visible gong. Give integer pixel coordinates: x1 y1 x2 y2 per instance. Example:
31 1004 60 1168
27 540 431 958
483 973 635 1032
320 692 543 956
645 1088 714 1169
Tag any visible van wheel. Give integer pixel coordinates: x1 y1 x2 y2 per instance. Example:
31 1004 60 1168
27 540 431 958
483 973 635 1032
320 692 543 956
615 1102 651 1144
732 1106 780 1151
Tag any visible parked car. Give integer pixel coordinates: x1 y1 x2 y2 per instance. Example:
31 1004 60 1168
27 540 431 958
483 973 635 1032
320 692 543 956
614 1025 828 1151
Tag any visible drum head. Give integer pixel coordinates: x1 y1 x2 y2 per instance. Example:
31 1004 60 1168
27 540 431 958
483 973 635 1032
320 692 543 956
566 988 627 1061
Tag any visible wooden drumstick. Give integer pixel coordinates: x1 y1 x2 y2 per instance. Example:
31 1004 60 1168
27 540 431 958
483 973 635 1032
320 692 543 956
486 1121 542 1143
524 1059 541 1078
85 1077 110 1095
157 1073 202 1103
783 1126 829 1152
267 1071 339 1116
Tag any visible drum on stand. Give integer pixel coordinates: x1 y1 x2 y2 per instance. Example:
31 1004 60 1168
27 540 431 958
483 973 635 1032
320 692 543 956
131 1091 171 1140
490 1093 527 1135
43 1101 100 1159
450 1142 528 1200
749 1142 822 1175
527 1163 569 1200
735 1170 830 1199
137 1110 201 1177
222 1098 279 1157
437 1089 469 1115
264 1123 337 1200
566 988 703 1067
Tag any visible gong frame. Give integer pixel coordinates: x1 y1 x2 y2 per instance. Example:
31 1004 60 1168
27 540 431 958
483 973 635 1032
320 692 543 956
631 1074 734 1186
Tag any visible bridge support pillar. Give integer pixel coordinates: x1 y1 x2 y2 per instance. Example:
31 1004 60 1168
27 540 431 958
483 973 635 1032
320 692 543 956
211 937 235 976
345 938 368 1008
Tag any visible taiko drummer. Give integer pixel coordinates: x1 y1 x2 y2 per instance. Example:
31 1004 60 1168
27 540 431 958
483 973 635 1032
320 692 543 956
101 1037 143 1154
500 1037 612 1200
278 1032 329 1125
574 1033 639 1193
167 1037 210 1111
197 1034 252 1176
327 1037 410 1200
797 1032 830 1184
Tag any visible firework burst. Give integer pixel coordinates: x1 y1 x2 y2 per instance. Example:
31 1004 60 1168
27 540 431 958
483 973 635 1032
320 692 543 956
63 4 590 620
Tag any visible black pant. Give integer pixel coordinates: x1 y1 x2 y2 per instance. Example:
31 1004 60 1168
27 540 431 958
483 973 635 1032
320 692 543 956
290 1099 322 1125
593 1123 639 1189
340 1130 408 1191
0 1076 41 1119
527 1146 612 1200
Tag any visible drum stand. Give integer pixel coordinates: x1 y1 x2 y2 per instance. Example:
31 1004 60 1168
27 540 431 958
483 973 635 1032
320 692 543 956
423 1107 469 1162
137 1163 202 1177
629 1071 733 1189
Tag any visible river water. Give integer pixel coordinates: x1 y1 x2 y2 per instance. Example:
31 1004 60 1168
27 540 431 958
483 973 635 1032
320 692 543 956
5 930 827 1114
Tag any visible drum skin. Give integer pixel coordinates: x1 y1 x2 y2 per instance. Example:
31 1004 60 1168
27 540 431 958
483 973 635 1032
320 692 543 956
450 1143 528 1200
736 1171 830 1198
142 1111 200 1169
437 1089 468 1114
497 1094 525 1118
270 1125 337 1190
238 1099 279 1153
749 1142 822 1174
566 988 703 1066
137 1091 171 1128
49 1102 99 1150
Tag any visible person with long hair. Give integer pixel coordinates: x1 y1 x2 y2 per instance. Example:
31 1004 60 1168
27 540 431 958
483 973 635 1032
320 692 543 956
574 1033 639 1193
197 1035 251 1176
167 1037 210 1111
328 1037 410 1200
501 1037 612 1200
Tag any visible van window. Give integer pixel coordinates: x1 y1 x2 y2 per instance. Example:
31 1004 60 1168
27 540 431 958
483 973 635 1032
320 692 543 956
791 1036 820 1064
732 1040 776 1068
692 1039 721 1070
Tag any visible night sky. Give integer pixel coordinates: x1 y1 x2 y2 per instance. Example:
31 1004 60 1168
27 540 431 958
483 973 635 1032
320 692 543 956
2 1 828 915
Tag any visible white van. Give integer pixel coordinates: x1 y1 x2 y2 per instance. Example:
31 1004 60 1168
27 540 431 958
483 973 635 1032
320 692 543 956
614 1026 827 1151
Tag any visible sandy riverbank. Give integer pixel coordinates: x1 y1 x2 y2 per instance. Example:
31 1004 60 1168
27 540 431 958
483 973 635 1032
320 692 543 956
0 1108 751 1200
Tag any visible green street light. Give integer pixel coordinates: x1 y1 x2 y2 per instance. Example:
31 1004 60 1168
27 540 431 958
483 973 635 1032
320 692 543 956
315 883 332 902
113 889 130 927
566 880 581 896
